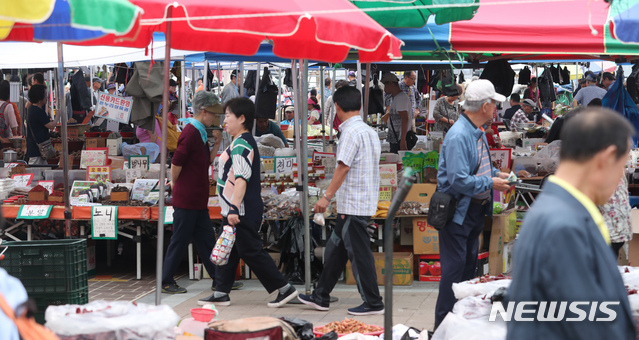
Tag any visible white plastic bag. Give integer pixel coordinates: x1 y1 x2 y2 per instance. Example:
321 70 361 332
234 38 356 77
430 312 506 340
452 295 494 319
45 300 179 340
313 212 325 226
210 225 236 265
452 279 511 300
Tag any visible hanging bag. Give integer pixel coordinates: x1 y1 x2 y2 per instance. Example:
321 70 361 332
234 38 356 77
27 112 57 160
0 292 60 340
210 225 236 266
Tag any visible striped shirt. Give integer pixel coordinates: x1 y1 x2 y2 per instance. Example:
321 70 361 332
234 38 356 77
336 116 381 216
473 138 492 199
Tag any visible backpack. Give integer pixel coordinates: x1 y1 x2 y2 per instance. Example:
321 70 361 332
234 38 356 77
0 293 60 340
155 116 180 152
0 102 11 138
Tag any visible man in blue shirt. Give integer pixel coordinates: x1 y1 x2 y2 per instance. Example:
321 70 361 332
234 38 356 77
280 106 295 125
434 79 512 329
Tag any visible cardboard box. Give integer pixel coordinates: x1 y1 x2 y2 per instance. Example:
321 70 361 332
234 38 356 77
282 129 294 139
400 218 413 246
488 209 518 243
66 124 90 139
28 191 48 201
404 183 437 204
412 217 439 254
627 210 639 265
345 252 413 286
502 241 515 274
107 137 122 156
86 137 106 149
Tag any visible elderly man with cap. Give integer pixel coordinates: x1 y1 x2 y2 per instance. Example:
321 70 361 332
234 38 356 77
510 98 537 131
90 77 103 111
162 91 242 294
221 70 240 104
434 79 512 329
281 105 295 125
382 72 412 153
348 71 357 87
573 74 607 107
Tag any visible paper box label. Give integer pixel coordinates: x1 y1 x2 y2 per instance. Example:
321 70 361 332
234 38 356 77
413 218 439 254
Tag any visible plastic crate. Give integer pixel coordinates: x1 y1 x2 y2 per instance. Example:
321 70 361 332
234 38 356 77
0 239 88 294
32 287 89 324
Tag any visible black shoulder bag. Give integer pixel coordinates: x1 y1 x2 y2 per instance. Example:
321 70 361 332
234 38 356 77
428 159 480 230
389 112 418 150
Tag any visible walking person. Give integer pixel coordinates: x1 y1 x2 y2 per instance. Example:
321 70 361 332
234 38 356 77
200 97 297 307
298 86 384 315
162 91 242 294
434 80 512 328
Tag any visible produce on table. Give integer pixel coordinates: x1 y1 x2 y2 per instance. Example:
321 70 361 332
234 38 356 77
315 318 382 335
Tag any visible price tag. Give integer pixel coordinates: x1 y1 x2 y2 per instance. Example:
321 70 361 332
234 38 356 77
87 166 111 182
125 169 142 183
129 155 150 170
261 157 275 173
379 164 398 187
164 206 175 224
6 162 21 168
312 151 335 162
131 179 159 201
38 180 55 194
91 206 118 239
123 161 129 169
378 185 392 201
11 173 34 188
321 157 337 175
80 149 108 169
274 156 296 174
17 205 52 219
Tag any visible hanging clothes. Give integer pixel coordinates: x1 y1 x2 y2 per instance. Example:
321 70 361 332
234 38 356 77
538 67 556 103
125 62 165 131
284 68 293 88
243 70 257 97
480 59 515 97
70 69 91 112
550 64 560 84
560 67 571 85
627 63 639 104
255 67 278 119
518 66 531 85
603 67 639 146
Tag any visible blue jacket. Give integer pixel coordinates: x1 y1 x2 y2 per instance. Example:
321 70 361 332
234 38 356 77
437 113 498 225
506 181 635 339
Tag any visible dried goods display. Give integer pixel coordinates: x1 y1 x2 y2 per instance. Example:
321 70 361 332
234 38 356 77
314 318 383 335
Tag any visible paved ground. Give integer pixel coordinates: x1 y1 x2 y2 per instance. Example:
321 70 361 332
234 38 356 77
89 271 438 332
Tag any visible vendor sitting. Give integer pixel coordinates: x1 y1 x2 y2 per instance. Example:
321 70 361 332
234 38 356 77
510 99 536 131
255 117 289 147
281 106 295 125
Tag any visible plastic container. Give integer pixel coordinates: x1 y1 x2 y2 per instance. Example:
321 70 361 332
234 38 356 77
120 132 134 138
99 132 111 138
190 308 216 322
84 132 99 138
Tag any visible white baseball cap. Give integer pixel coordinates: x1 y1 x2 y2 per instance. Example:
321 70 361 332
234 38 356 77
464 79 506 102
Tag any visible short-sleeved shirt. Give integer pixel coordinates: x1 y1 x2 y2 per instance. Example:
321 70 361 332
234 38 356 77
510 108 530 131
336 116 381 216
574 85 607 106
0 100 17 136
220 82 239 104
171 124 210 210
387 91 412 143
217 132 263 222
26 105 51 158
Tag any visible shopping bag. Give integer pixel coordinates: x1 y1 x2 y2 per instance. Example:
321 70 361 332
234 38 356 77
210 225 236 266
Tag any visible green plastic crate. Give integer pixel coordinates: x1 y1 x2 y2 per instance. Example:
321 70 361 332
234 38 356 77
32 287 89 324
0 239 88 294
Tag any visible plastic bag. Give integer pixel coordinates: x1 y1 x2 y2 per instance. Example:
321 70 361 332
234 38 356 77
258 134 285 149
313 213 325 226
280 317 315 340
379 324 421 340
317 331 339 340
397 201 421 216
452 278 512 300
430 312 506 340
452 295 494 319
121 142 160 162
45 301 179 340
210 225 236 266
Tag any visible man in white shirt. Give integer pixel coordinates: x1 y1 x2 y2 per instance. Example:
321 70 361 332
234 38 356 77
220 70 240 104
91 77 103 111
382 73 412 153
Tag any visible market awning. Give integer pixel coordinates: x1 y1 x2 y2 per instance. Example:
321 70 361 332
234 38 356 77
350 0 479 27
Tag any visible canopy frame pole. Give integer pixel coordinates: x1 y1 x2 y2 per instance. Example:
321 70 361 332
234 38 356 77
253 62 261 135
217 61 222 97
301 59 311 295
357 61 363 118
329 66 336 143
56 42 71 238
181 59 186 120
277 65 283 123
319 66 325 151
155 5 173 306
239 62 245 97
364 63 371 125
203 60 208 92
292 60 299 151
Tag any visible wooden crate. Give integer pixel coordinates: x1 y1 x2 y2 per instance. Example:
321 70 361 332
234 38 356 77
28 191 48 201
110 191 129 202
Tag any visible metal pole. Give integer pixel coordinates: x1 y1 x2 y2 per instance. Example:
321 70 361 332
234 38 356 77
56 42 71 238
217 61 222 97
239 62 245 97
181 60 186 120
301 59 311 295
364 63 371 124
292 60 299 151
329 66 336 142
319 66 325 151
203 60 208 92
156 6 172 305
254 62 261 135
277 66 283 123
356 61 363 118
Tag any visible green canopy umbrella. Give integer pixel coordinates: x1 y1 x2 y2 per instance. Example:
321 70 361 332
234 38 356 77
350 0 479 27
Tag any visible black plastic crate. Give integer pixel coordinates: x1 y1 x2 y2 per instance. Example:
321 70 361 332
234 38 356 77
0 239 88 294
31 287 89 324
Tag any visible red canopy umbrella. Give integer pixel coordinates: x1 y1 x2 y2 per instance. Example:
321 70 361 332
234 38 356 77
85 0 403 63
77 0 403 306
